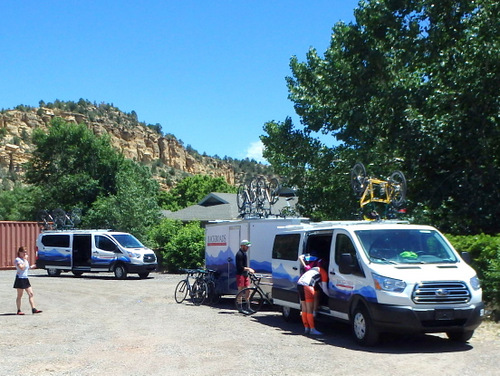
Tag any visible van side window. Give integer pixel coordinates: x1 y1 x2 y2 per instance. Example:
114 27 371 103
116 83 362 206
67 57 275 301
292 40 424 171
96 235 119 252
272 234 301 261
335 233 364 277
41 235 70 247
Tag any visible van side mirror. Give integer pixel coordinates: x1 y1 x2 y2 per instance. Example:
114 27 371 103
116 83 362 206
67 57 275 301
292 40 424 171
339 253 353 274
461 251 471 264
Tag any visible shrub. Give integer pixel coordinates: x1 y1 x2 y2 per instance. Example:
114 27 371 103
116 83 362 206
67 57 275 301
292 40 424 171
447 234 500 312
148 219 205 272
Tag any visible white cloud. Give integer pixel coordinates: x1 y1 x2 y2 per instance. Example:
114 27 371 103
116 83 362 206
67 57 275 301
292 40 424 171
246 140 267 164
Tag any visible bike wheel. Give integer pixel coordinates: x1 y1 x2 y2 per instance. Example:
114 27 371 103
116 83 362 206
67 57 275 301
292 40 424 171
236 184 247 210
255 176 267 206
191 280 208 306
268 177 281 204
36 209 54 230
174 280 189 304
389 171 407 208
206 280 219 305
52 208 67 230
351 163 367 197
235 288 263 315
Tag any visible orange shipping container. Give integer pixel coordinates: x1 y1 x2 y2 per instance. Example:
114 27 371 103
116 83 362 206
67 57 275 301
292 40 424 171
0 221 41 270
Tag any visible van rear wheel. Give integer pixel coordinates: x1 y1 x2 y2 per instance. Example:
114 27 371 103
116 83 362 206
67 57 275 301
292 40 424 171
114 265 127 279
138 272 150 279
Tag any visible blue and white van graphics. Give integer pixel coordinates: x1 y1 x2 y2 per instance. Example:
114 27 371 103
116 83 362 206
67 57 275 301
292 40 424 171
205 218 307 295
271 221 484 345
36 230 157 279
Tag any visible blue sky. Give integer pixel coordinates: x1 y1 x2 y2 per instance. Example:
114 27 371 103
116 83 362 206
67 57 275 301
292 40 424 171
1 0 359 163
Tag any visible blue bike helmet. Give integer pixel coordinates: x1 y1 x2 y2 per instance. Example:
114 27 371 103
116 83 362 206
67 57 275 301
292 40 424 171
304 255 318 263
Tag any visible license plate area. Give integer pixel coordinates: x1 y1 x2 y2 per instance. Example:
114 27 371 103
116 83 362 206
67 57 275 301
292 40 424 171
435 309 454 320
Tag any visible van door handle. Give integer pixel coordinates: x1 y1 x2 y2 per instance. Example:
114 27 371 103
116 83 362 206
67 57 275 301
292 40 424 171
292 267 298 270
329 271 336 275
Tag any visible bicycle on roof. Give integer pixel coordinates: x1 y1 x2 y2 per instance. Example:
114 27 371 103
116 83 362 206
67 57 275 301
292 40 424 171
350 162 407 220
237 176 281 218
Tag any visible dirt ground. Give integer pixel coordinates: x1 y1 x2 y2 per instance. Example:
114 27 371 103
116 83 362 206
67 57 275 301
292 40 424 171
1 269 499 376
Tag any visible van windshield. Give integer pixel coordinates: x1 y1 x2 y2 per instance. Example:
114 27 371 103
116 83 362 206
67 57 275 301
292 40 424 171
111 234 144 248
355 229 459 264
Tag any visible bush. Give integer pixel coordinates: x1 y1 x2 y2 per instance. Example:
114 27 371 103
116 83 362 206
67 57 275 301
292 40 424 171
447 234 500 313
148 219 205 272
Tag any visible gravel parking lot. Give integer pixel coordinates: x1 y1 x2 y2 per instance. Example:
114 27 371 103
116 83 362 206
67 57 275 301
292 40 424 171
1 269 499 376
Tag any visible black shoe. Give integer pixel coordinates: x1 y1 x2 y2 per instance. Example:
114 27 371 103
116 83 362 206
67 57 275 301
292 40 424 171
32 308 42 314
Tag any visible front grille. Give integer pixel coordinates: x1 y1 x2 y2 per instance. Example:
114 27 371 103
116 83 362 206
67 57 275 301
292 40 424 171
412 281 470 304
143 254 156 263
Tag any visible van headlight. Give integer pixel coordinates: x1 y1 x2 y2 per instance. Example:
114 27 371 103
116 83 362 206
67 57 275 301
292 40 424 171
127 252 141 259
470 275 481 290
372 273 406 293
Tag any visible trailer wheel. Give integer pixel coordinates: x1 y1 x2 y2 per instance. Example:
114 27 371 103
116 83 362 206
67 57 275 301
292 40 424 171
352 306 379 346
114 264 127 279
446 330 474 343
281 305 300 322
47 268 61 277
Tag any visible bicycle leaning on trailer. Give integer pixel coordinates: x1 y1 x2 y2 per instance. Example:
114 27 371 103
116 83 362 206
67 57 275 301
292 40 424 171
234 272 273 315
197 268 220 305
174 269 208 306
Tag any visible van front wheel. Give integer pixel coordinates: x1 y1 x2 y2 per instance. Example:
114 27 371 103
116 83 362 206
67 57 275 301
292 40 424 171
446 330 474 342
114 265 127 279
352 306 379 346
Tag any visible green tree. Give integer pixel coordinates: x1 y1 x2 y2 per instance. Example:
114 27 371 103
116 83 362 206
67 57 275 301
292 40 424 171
0 186 40 220
24 117 124 211
83 160 160 239
158 175 236 211
262 0 499 233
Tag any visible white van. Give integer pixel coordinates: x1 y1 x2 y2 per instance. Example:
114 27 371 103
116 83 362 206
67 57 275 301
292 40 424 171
36 230 157 279
271 220 485 345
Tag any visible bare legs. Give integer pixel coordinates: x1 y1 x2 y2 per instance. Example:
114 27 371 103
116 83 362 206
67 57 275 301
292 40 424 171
16 287 36 312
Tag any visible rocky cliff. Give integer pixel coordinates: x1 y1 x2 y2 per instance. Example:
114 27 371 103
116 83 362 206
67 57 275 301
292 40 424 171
0 105 235 190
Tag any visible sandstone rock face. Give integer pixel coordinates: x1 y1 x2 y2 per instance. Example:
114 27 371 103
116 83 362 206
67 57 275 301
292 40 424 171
0 107 235 189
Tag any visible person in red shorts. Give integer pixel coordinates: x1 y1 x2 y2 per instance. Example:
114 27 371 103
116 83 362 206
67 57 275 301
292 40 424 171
235 240 255 313
297 259 328 335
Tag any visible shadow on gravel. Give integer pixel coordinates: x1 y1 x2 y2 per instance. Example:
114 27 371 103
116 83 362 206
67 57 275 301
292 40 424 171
209 299 474 354
31 274 152 281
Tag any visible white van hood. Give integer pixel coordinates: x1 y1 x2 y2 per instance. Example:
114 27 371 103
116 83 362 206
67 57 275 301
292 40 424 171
370 262 477 283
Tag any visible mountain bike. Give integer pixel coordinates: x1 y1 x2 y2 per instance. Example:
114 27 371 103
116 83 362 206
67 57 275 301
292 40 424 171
237 182 255 214
234 272 273 315
174 269 208 306
351 162 407 209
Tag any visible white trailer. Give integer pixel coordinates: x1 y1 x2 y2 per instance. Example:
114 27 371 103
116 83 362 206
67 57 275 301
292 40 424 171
205 217 307 295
